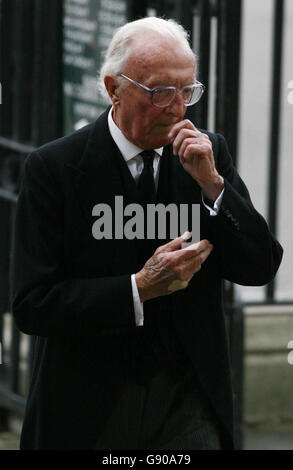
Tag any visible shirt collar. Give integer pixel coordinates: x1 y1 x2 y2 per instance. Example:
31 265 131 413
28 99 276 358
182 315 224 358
107 107 163 162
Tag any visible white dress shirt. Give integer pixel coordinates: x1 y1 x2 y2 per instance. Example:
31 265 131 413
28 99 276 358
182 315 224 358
107 107 224 326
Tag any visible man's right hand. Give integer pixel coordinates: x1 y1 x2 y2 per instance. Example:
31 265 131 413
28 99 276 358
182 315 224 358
135 234 213 302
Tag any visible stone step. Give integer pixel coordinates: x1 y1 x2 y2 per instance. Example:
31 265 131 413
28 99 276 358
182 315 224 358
243 304 293 425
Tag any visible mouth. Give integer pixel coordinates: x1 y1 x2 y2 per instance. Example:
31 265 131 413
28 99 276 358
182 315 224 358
152 122 178 138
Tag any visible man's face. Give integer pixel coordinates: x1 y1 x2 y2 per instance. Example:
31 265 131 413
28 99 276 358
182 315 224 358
111 37 196 149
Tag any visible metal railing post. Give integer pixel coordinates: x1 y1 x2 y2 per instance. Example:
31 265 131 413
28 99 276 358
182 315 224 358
266 0 284 302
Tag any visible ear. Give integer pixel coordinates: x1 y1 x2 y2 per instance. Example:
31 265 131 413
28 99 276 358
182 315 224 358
104 75 121 105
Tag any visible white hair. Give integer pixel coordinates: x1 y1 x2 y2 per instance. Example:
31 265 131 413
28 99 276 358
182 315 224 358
97 16 195 102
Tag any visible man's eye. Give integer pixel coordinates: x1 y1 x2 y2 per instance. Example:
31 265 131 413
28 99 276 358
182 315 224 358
182 87 193 98
156 89 171 96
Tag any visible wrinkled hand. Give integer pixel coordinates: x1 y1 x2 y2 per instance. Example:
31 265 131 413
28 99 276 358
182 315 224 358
135 233 213 302
168 120 224 201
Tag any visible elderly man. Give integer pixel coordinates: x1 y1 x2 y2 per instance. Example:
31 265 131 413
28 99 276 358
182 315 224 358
12 17 282 450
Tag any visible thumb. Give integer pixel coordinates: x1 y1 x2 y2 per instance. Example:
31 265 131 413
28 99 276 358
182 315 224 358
156 231 192 254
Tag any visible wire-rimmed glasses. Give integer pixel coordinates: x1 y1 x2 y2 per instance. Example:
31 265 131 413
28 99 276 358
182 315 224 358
118 73 205 108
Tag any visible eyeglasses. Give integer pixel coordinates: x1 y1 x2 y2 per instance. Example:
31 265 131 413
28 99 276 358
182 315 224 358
118 73 205 108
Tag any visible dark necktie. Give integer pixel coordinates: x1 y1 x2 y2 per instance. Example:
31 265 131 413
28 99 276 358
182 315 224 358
137 150 156 204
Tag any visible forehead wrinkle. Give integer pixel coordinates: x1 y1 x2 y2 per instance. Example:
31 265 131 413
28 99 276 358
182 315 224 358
123 36 195 83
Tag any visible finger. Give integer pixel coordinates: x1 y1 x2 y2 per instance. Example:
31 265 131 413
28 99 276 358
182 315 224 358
176 243 214 278
169 119 197 135
177 137 199 159
172 128 200 155
167 240 213 263
169 117 209 140
180 239 212 253
182 241 200 251
156 231 192 254
183 142 211 161
190 243 213 264
176 243 213 269
160 242 213 284
168 119 196 141
175 133 211 161
183 240 207 251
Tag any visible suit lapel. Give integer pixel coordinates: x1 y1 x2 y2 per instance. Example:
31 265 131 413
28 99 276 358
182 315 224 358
65 110 123 218
65 109 141 275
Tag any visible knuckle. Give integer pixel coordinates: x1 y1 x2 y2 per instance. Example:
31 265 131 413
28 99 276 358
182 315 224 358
180 140 188 152
184 119 193 127
184 143 195 155
156 252 165 263
165 255 175 269
181 128 190 138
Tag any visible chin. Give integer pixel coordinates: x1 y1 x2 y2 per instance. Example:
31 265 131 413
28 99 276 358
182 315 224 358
137 130 173 150
146 134 171 149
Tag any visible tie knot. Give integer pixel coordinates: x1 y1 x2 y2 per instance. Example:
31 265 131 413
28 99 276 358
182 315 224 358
140 150 155 168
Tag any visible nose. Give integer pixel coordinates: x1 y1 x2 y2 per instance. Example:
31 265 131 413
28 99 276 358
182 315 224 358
168 92 186 113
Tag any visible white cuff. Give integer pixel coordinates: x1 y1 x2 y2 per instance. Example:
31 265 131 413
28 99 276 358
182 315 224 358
201 188 225 216
131 274 144 326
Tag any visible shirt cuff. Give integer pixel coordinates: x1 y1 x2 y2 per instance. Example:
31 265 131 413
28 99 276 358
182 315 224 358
201 188 225 216
131 274 144 326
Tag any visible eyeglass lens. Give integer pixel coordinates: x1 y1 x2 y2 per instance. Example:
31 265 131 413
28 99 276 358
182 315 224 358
152 86 203 107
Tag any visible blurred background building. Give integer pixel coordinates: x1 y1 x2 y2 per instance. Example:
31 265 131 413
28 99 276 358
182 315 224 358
0 0 292 450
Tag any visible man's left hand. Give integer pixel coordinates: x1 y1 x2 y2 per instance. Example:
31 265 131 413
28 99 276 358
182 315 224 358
168 119 224 202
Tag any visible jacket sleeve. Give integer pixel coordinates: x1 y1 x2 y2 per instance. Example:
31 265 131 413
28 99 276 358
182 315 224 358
11 151 136 337
206 133 283 286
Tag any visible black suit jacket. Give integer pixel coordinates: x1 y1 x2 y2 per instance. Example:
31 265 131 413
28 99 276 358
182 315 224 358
11 109 283 449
